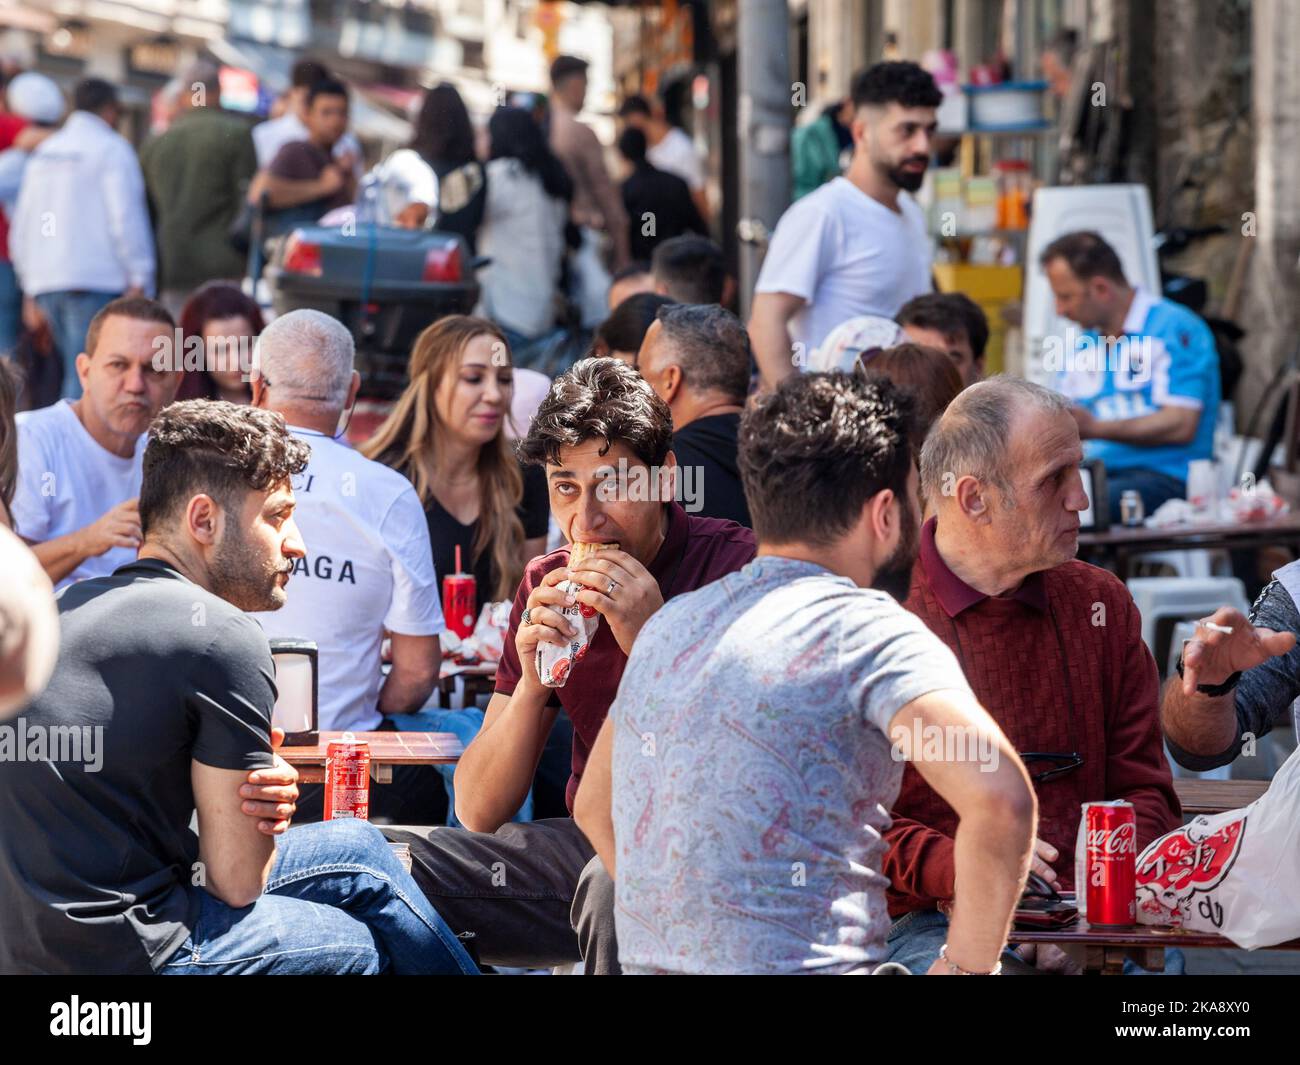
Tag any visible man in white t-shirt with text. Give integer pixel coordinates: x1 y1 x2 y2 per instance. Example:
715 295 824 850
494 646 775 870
749 61 940 391
11 297 180 589
248 309 446 822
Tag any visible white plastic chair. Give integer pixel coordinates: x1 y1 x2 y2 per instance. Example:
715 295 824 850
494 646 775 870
1127 576 1251 670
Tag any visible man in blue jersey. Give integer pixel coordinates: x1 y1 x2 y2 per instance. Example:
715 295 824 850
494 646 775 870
1041 230 1219 522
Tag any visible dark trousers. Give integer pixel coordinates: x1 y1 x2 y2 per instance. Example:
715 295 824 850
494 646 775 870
380 817 620 974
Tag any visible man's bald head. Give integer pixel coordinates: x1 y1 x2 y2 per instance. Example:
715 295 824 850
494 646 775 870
920 376 1071 508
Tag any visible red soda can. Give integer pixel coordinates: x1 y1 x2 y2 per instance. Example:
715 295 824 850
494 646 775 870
324 733 370 821
1078 800 1137 926
443 573 477 640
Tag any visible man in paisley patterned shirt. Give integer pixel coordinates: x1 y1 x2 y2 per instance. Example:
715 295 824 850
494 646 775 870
576 372 1037 974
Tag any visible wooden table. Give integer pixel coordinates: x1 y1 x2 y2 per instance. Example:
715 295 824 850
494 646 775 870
283 731 463 785
1077 512 1300 580
1011 779 1277 973
1174 778 1266 815
439 660 498 706
1013 913 1300 974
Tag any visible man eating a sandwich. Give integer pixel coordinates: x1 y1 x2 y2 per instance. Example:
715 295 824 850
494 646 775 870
383 357 756 974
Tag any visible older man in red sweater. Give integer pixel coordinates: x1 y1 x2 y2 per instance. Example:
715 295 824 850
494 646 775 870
882 376 1181 974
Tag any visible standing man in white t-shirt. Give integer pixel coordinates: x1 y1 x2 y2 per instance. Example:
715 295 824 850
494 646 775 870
11 297 180 589
749 62 941 391
618 94 709 225
248 309 447 823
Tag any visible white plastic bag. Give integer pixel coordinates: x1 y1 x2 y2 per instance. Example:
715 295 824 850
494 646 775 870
1135 744 1300 948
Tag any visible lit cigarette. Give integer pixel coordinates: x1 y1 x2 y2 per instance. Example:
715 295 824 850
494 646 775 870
1201 621 1234 635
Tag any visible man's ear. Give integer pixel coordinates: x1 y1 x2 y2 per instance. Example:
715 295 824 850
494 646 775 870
185 493 221 547
952 475 991 522
75 352 92 392
658 450 679 500
866 487 898 543
249 373 268 408
661 364 684 405
346 370 361 410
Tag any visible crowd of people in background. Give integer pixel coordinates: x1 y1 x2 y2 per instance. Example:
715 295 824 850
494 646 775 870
0 52 1280 980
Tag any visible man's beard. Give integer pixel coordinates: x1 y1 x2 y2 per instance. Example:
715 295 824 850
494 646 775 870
210 525 289 612
885 157 929 193
872 499 920 603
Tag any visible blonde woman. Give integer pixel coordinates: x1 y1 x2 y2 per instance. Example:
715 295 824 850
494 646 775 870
363 315 550 826
363 315 549 604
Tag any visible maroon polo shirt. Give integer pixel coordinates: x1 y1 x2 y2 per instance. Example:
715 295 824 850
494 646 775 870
495 502 756 812
884 516 1181 918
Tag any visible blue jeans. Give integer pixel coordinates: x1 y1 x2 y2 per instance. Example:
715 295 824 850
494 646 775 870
885 907 1185 975
34 289 119 399
0 259 20 358
402 707 533 827
1106 467 1186 525
159 819 479 975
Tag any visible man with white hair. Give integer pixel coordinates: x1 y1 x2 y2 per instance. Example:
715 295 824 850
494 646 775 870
249 309 448 823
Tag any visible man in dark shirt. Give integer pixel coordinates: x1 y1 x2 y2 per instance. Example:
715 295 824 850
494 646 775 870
637 303 752 527
257 78 355 225
140 60 257 314
617 127 706 262
383 358 756 974
0 400 475 975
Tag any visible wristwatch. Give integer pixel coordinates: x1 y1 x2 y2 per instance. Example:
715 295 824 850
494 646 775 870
1175 651 1241 697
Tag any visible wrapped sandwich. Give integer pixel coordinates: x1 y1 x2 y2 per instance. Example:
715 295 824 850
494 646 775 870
536 541 618 687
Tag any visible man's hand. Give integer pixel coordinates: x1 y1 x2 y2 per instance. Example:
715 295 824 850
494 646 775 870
1181 607 1296 694
240 727 299 836
1030 837 1059 885
514 567 582 690
333 149 359 176
318 163 346 197
1069 405 1097 439
78 498 142 558
567 549 664 656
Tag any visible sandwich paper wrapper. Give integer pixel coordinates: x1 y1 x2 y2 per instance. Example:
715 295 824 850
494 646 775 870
536 585 600 687
1133 743 1300 949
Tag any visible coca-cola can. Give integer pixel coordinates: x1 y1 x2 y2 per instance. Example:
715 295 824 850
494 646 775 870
443 573 477 640
1075 800 1137 927
324 733 370 821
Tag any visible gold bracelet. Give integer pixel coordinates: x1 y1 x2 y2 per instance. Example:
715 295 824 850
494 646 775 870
939 943 1002 975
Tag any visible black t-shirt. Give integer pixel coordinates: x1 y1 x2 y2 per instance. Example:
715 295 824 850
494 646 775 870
672 412 752 528
423 463 550 601
0 559 276 974
621 162 706 262
432 158 487 255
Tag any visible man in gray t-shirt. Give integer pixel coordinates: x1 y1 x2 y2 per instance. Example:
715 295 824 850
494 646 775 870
573 372 1037 975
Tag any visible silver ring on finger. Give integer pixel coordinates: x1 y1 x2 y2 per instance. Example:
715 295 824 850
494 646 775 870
607 579 618 597
521 607 532 625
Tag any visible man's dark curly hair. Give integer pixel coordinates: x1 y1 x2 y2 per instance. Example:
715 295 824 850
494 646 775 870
140 400 311 535
517 357 673 469
850 61 943 110
739 372 916 546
